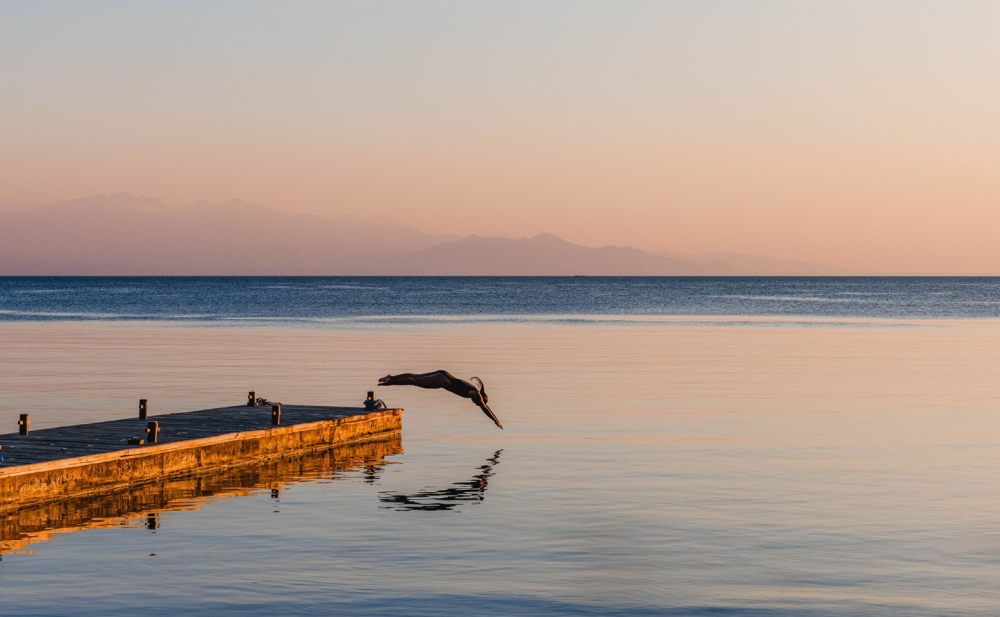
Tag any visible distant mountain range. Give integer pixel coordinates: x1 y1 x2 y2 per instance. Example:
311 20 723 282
396 232 724 275
0 195 840 275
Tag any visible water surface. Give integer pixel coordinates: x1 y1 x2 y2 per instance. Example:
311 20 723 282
1 278 999 615
3 276 1000 322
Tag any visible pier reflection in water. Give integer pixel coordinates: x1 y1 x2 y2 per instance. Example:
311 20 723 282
0 434 402 555
379 449 502 512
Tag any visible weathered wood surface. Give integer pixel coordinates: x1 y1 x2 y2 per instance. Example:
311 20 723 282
1 434 402 554
0 404 403 513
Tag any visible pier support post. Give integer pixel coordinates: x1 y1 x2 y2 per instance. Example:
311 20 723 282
139 399 149 420
18 414 30 436
146 421 160 445
271 403 282 426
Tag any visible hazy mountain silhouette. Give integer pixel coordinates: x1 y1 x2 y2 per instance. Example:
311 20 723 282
0 195 838 275
0 194 451 275
682 252 844 276
391 232 727 275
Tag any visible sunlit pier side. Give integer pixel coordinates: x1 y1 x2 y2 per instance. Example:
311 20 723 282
0 434 402 554
0 399 403 516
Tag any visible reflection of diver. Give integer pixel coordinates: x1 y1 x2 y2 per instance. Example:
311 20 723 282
379 450 503 512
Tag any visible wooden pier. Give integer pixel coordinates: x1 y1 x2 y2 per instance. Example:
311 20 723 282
1 434 402 554
0 401 403 515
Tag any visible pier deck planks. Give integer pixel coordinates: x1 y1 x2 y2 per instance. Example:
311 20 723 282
0 404 403 513
0 405 380 467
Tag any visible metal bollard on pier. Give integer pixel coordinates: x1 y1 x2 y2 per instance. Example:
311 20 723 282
146 421 160 445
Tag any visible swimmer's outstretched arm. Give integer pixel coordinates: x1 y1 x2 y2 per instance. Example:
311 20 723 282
471 390 504 430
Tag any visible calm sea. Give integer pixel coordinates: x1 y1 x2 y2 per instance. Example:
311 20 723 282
1 277 999 616
1 276 1000 323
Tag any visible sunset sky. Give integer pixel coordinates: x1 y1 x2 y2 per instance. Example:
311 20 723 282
2 1 998 273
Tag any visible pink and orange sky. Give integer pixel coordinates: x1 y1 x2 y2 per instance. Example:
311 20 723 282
2 1 999 273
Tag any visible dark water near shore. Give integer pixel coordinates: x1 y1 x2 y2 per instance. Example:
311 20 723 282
1 278 1000 615
2 276 1000 323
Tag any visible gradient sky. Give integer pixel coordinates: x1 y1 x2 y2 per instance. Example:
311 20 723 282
2 1 999 273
